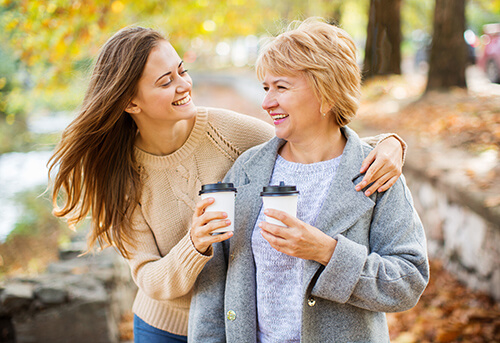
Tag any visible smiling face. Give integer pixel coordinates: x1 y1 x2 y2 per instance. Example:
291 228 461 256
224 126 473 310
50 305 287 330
126 40 197 126
261 71 326 143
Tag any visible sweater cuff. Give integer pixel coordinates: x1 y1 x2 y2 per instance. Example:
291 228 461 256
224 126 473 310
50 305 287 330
173 232 213 277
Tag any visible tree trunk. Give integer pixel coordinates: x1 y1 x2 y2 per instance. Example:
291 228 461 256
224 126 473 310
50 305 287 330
363 0 402 79
426 0 467 91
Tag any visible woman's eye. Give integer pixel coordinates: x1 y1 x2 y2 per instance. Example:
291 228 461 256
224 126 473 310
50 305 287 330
180 69 189 75
263 87 269 92
277 85 286 90
161 79 172 87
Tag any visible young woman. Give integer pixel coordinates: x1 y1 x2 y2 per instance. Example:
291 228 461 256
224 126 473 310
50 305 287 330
48 26 406 342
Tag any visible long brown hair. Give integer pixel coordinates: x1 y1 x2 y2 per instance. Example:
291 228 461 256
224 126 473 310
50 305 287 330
48 27 165 258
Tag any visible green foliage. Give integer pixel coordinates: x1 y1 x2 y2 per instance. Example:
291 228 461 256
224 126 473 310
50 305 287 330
468 0 500 34
0 0 497 144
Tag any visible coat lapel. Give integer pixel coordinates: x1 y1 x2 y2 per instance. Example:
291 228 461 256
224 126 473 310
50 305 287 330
314 127 375 238
303 127 376 282
236 136 285 244
224 138 284 341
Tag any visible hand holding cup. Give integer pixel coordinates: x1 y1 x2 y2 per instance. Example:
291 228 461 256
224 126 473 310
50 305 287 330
190 183 237 254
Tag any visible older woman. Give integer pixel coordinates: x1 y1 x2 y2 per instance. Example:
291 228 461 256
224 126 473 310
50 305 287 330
188 19 429 342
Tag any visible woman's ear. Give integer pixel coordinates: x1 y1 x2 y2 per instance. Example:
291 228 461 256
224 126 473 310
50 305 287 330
320 100 333 117
125 100 140 114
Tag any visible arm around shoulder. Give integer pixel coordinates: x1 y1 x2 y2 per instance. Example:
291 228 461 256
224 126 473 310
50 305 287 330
206 107 274 155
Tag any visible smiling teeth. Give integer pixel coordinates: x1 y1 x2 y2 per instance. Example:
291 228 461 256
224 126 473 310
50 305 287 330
173 95 190 106
271 114 288 120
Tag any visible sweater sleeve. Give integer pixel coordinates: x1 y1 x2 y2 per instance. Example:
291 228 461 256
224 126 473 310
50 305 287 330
205 107 275 154
124 206 213 301
360 133 407 163
311 177 429 313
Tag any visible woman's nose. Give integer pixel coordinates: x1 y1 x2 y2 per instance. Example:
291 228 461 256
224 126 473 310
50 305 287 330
262 92 277 111
177 75 192 92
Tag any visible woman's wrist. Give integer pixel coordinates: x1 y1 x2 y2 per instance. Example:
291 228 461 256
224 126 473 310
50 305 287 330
317 236 337 266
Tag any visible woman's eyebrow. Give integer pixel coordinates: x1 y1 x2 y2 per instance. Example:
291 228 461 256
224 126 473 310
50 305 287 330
262 79 292 86
155 71 172 83
155 61 184 83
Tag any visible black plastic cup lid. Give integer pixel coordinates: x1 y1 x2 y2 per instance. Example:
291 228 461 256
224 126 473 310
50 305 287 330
199 182 237 195
260 181 299 196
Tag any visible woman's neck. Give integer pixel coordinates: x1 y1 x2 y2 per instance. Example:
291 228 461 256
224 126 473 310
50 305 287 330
134 116 196 156
280 126 346 164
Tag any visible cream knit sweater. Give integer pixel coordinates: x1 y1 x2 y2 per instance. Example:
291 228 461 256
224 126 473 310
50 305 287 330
127 107 274 335
125 106 405 336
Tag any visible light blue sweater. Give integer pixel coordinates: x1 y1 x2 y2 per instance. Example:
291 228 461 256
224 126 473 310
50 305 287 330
252 154 342 342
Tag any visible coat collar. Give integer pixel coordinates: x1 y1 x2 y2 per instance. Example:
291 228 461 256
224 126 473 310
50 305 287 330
240 126 375 237
236 126 376 288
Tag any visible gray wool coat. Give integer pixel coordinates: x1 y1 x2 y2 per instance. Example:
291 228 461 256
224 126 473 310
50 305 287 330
188 126 429 343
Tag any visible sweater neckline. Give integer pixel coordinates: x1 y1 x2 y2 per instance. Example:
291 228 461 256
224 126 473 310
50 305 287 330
134 107 208 168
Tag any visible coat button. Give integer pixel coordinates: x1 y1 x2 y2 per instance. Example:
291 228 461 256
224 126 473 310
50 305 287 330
308 297 316 307
227 310 236 321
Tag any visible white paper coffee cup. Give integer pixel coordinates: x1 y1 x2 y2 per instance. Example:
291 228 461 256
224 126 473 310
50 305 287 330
199 182 237 233
260 181 299 227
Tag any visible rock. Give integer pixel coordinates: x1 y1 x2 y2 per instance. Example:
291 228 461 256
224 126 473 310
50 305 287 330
0 282 34 313
34 282 68 305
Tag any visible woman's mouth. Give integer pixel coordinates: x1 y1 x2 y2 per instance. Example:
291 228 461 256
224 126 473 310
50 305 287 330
173 95 191 106
271 113 289 125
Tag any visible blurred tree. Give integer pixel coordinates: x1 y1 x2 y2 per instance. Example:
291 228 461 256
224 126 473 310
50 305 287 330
426 0 467 91
363 0 402 79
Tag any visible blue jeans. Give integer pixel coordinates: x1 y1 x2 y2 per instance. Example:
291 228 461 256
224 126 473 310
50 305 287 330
134 315 187 343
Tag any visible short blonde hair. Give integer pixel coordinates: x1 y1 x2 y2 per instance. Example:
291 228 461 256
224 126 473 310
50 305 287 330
256 18 361 127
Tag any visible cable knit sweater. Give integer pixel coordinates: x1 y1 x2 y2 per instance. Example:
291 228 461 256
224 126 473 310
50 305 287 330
126 107 274 335
124 106 406 336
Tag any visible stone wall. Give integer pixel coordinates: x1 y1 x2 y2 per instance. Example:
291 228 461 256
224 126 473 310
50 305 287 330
0 244 137 343
404 160 500 302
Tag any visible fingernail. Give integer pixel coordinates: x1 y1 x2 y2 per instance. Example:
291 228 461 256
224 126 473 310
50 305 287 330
355 185 361 191
225 220 231 225
223 212 228 218
365 190 371 196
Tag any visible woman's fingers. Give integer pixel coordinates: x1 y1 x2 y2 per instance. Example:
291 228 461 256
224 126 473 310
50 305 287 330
359 148 377 174
262 209 297 228
258 212 336 265
194 197 214 217
377 175 399 192
191 198 233 253
357 155 401 196
363 171 393 195
357 136 403 195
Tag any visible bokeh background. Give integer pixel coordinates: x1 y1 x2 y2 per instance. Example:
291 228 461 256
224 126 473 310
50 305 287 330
0 1 499 342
